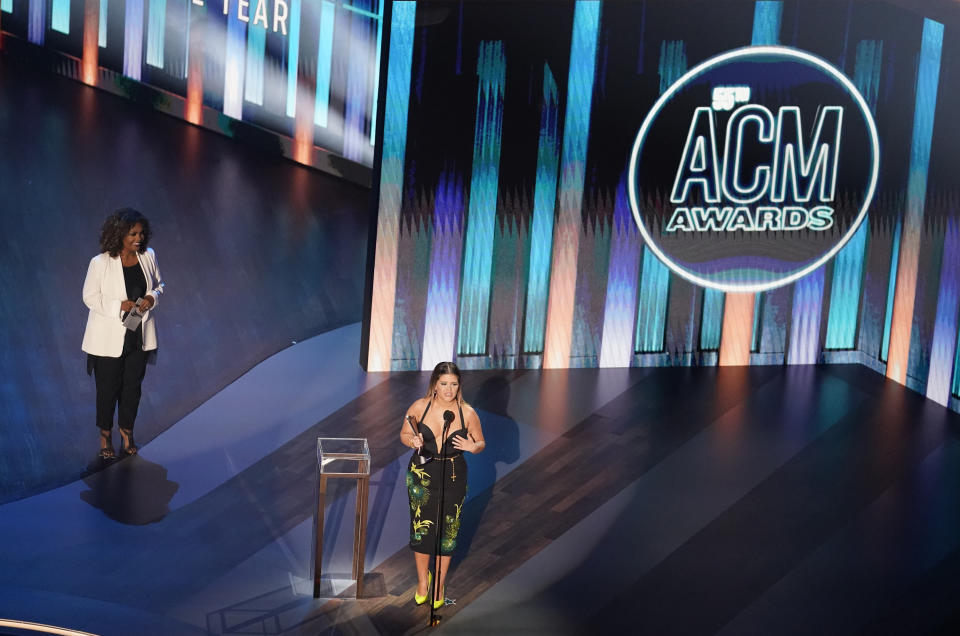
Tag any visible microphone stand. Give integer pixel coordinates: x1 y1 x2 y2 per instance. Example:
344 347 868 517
428 412 454 627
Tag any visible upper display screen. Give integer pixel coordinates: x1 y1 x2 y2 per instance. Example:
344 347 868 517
0 0 384 183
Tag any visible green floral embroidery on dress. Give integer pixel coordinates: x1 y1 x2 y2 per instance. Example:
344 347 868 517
440 499 465 554
408 462 432 544
410 465 428 481
412 517 434 541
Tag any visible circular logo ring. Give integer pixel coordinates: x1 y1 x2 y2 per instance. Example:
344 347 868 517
627 45 880 293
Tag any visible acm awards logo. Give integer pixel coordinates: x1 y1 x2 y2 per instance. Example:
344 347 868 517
628 46 880 292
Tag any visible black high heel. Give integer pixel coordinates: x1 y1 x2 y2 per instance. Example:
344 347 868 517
98 429 115 460
119 428 138 456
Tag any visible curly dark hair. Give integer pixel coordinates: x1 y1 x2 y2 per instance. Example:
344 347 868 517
99 208 151 257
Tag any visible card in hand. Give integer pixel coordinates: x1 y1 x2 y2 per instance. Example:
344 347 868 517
122 298 145 331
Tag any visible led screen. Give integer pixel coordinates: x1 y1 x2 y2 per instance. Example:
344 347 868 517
363 0 960 415
0 0 384 182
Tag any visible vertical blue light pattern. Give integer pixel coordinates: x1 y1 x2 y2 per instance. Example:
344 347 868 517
245 24 267 105
223 6 247 119
146 0 167 68
751 294 762 350
906 21 943 227
382 0 415 170
783 0 834 363
314 0 337 126
422 172 465 369
885 19 943 363
636 39 685 354
1 0 12 13
746 1 782 351
541 0 600 367
788 267 825 364
954 326 960 398
381 0 415 185
600 174 641 365
343 2 376 162
825 223 868 349
28 0 45 45
99 0 108 47
369 1 384 145
369 0 415 370
457 40 506 355
557 0 600 208
881 218 902 361
927 219 960 405
853 40 883 112
635 247 670 352
286 0 303 118
51 0 70 34
824 40 882 350
657 40 686 94
700 289 724 350
123 0 145 80
523 64 560 353
184 0 194 78
751 1 782 45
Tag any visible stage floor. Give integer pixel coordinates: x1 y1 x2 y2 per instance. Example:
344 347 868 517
2 326 960 635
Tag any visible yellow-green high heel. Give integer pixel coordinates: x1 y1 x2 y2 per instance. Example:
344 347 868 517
432 588 445 609
414 571 432 605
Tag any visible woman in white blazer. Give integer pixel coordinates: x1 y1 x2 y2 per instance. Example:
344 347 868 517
82 208 164 459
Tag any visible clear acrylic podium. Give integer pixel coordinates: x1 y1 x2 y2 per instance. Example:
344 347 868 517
313 438 371 598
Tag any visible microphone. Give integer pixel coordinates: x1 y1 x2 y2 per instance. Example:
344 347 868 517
442 410 455 431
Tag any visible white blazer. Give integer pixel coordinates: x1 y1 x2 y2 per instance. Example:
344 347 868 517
82 248 164 357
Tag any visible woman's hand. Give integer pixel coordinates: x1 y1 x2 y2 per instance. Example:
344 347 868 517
137 296 155 311
452 435 483 454
120 300 137 312
405 415 424 450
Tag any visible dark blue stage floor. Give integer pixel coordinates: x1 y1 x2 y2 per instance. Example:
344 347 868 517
1 323 959 635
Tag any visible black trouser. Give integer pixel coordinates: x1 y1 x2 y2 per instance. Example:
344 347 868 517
92 343 148 431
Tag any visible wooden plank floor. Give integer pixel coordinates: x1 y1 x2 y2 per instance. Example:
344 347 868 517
263 364 960 635
4 364 960 636
285 366 788 633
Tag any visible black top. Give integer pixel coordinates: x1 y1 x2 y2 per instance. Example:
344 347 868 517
418 401 468 458
122 261 147 349
123 261 147 301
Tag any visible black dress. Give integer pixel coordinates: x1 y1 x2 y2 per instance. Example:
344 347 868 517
407 401 469 555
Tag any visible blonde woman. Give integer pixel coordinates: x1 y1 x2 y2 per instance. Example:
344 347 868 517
400 361 485 608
